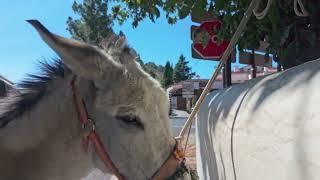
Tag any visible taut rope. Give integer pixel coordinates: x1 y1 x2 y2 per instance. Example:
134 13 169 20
294 0 309 17
178 0 310 180
177 0 262 140
253 0 273 20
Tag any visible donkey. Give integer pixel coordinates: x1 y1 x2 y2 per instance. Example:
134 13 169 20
0 20 195 180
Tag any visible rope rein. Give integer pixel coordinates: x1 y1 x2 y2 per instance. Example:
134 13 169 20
294 0 309 17
253 0 273 20
178 0 311 154
177 3 259 179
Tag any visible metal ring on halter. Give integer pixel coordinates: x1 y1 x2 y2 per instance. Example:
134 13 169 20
82 118 96 136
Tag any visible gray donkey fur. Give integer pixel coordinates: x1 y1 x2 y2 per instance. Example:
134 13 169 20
0 20 192 180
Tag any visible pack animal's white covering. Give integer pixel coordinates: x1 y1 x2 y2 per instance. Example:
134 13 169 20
196 59 320 180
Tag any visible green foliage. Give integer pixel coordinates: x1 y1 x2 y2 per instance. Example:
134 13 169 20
144 62 165 80
67 0 113 44
140 55 195 87
173 54 195 83
133 55 164 81
161 61 173 88
109 0 199 27
110 0 163 27
109 0 320 68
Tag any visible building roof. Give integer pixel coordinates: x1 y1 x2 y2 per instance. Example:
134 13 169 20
167 84 182 94
168 65 278 94
0 75 14 86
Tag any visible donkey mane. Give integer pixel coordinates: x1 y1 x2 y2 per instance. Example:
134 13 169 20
0 59 67 128
0 22 138 129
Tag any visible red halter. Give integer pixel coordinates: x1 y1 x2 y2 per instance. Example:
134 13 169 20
70 78 185 180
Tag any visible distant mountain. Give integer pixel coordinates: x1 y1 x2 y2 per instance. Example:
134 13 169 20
136 56 164 81
143 62 165 81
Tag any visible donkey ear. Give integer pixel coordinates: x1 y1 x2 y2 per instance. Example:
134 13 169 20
114 32 127 52
27 20 122 79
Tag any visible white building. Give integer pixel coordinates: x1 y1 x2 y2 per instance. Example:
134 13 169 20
168 65 278 112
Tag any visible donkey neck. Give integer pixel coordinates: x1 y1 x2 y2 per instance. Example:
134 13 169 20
0 75 95 180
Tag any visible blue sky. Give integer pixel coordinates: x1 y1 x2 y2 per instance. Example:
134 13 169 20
0 0 221 83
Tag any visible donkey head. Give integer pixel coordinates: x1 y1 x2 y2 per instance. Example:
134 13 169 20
27 20 175 179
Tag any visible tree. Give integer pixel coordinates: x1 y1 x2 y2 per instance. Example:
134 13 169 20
66 0 166 80
109 0 320 69
67 0 113 44
161 61 173 88
173 54 195 83
144 62 165 80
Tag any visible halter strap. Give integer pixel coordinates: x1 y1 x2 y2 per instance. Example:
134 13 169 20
70 77 125 180
70 77 185 179
151 140 185 179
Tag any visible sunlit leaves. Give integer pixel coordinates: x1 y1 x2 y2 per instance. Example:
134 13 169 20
215 0 224 11
178 4 190 19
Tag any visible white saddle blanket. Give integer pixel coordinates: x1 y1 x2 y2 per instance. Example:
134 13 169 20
196 59 320 180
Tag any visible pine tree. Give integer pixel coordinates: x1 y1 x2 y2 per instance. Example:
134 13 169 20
173 54 195 83
66 1 165 81
66 0 113 44
161 61 173 88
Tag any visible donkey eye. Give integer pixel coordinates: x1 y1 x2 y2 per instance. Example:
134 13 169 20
116 115 144 129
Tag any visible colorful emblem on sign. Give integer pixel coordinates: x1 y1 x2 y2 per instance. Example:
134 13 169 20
192 20 230 59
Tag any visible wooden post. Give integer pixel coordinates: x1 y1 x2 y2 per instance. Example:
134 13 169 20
225 56 232 87
223 56 232 88
250 49 256 78
277 63 282 72
222 66 226 88
274 54 282 72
